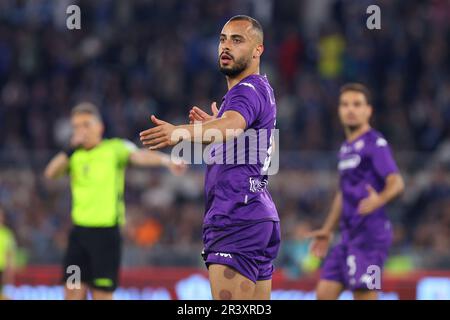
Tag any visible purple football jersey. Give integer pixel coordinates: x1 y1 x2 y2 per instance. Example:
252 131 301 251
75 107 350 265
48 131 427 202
338 129 399 246
203 74 279 227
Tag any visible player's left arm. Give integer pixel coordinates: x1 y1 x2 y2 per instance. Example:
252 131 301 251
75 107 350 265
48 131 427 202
358 173 405 215
358 138 405 215
139 111 247 149
378 173 405 204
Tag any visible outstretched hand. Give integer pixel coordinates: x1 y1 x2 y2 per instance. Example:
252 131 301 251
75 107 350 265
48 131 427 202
140 115 180 150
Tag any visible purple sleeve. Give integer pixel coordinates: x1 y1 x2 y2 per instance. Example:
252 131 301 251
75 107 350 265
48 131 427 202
223 83 260 128
371 137 399 179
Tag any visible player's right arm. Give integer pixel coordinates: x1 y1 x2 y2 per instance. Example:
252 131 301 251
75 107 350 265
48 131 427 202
141 85 259 149
306 191 342 258
140 110 247 149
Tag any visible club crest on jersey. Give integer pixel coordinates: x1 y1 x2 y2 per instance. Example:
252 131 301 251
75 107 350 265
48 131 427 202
338 154 361 171
249 177 268 192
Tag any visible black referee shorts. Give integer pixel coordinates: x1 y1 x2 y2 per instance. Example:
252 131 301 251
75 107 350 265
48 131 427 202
62 225 122 292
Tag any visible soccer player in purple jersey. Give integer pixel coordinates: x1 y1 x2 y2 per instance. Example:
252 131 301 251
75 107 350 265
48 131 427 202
307 83 405 300
140 15 280 300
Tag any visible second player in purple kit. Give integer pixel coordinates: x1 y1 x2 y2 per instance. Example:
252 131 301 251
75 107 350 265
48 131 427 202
323 129 398 289
140 15 280 300
308 83 405 300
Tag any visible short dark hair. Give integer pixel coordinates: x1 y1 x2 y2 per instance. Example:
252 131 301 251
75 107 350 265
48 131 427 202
340 83 372 105
227 15 264 43
71 102 102 121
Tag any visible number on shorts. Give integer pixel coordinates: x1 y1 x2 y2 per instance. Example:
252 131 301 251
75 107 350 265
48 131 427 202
347 255 357 276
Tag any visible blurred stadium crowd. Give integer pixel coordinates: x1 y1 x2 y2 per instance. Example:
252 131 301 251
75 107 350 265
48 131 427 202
0 0 449 276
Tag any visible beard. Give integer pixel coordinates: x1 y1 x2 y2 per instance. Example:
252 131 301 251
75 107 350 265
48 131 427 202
219 55 250 77
346 124 362 132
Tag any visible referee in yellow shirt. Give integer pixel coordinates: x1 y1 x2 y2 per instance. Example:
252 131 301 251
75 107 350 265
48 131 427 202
44 103 186 300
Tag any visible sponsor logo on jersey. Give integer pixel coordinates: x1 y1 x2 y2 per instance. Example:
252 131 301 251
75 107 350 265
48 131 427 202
338 154 361 171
